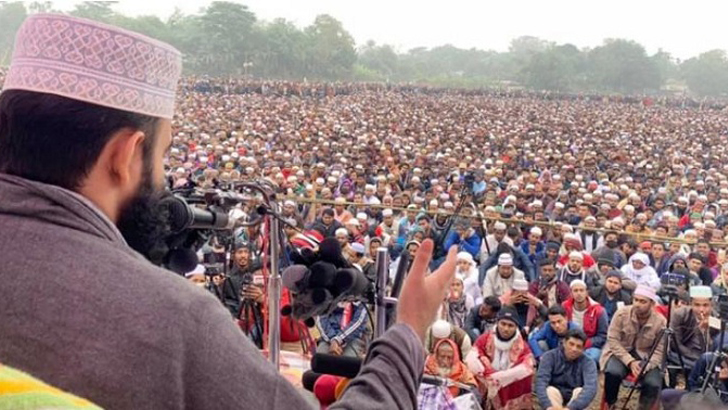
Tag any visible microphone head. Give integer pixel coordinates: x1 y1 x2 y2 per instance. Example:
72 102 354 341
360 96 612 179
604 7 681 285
291 288 333 320
309 261 337 288
318 237 350 268
311 353 362 379
304 317 316 327
333 268 371 298
314 375 341 406
291 247 318 266
166 248 199 275
302 370 323 392
281 305 292 316
282 265 310 292
160 195 193 233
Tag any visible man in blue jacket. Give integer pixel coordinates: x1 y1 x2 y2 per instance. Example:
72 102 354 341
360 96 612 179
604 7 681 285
535 329 598 410
444 218 481 261
529 305 578 359
316 301 369 358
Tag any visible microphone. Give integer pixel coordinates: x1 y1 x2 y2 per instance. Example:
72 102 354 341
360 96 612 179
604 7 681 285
309 262 337 288
161 195 234 232
291 288 332 320
281 265 310 293
311 353 362 379
318 237 351 268
302 370 324 392
390 251 410 299
333 268 370 298
166 248 200 275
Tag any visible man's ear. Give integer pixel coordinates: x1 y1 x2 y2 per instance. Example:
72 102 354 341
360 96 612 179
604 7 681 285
106 128 146 187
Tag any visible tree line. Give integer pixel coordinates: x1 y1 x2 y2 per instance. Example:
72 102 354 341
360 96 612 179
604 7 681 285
1 1 727 96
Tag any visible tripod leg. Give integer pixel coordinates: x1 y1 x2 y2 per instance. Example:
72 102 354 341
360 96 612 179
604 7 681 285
622 328 666 410
668 332 689 385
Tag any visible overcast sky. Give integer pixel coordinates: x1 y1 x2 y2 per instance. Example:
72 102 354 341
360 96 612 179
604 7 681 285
52 0 727 60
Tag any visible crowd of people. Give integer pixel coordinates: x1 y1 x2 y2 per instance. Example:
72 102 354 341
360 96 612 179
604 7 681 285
158 76 728 409
7 61 728 409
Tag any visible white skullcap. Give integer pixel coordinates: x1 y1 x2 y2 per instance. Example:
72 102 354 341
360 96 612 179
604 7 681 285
432 320 452 339
512 278 529 291
494 222 507 231
498 254 514 266
457 252 474 264
185 264 206 278
569 251 584 260
531 226 542 237
356 212 368 221
382 209 393 217
690 285 713 299
335 228 348 237
570 279 587 289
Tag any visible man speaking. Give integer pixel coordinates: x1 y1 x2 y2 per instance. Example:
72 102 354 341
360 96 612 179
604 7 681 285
0 14 457 409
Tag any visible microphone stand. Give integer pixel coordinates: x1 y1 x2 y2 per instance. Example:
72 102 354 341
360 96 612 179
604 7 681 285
234 182 284 370
375 247 398 338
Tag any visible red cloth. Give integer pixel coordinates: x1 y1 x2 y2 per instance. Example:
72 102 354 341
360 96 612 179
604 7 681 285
557 253 596 269
472 332 534 409
314 375 342 406
562 297 605 348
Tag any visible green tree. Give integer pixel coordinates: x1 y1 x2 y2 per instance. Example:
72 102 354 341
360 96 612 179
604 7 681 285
681 50 728 96
358 40 398 80
195 1 257 75
304 14 356 79
521 44 585 91
253 18 308 78
70 1 117 22
587 39 662 92
0 2 27 65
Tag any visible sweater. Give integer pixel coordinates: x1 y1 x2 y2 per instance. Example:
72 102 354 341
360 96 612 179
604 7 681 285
535 347 598 410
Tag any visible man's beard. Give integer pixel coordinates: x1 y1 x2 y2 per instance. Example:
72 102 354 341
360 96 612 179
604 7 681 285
117 175 172 265
437 366 452 377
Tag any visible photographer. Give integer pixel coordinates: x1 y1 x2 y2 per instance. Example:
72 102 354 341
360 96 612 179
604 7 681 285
0 16 459 409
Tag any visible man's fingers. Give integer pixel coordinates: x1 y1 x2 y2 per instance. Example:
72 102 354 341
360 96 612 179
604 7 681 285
407 239 434 281
431 246 458 289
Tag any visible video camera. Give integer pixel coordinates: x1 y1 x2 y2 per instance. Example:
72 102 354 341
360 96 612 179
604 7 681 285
661 272 688 297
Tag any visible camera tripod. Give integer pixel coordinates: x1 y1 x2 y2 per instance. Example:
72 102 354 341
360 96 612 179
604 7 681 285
621 290 687 409
699 305 728 397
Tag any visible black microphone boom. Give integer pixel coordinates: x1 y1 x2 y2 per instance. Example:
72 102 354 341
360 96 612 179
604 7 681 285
162 195 234 232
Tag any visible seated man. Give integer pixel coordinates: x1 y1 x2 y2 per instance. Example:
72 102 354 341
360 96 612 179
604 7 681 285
426 319 472 360
601 285 666 410
528 258 571 329
424 338 478 398
535 329 598 410
670 285 717 368
315 301 368 358
500 278 547 330
464 296 501 342
588 270 632 322
529 305 579 360
482 253 527 298
563 280 608 363
465 306 535 410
